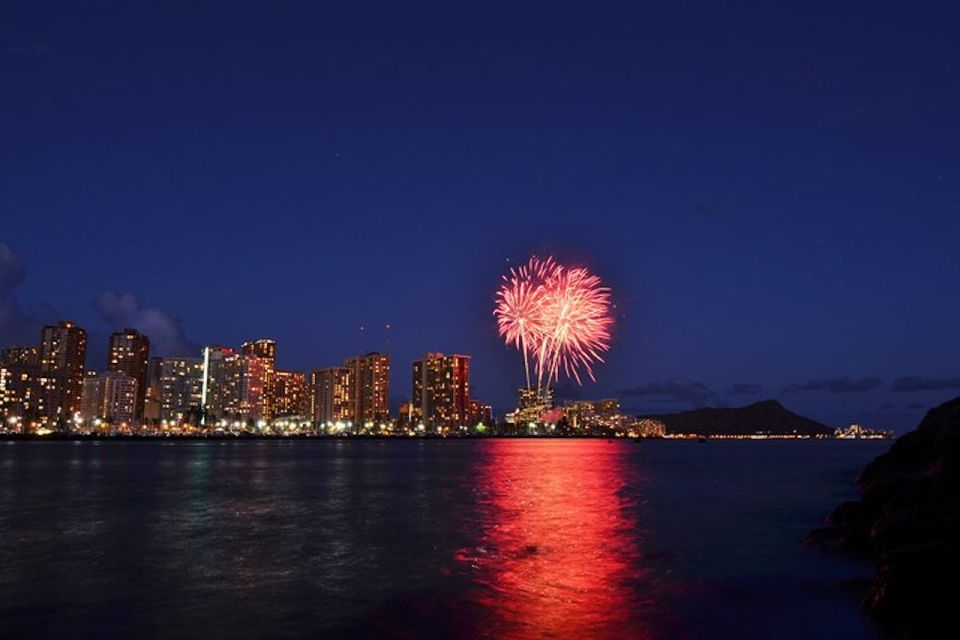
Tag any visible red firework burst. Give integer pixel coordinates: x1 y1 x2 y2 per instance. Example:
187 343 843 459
494 256 612 388
494 257 560 388
536 266 613 385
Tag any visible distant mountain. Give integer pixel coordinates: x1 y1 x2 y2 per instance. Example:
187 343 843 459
638 400 833 436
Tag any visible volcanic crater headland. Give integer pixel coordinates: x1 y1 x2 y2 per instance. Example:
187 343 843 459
638 399 834 437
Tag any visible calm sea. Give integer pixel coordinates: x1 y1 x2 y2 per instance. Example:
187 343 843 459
0 439 887 639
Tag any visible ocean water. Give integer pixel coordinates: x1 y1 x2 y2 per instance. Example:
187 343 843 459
0 439 887 639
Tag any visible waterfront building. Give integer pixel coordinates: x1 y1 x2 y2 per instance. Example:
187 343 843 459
0 365 15 420
153 357 205 424
107 329 150 418
508 386 555 426
80 371 138 425
80 372 105 421
37 321 87 425
103 371 138 424
143 358 162 422
633 418 667 438
835 423 894 439
202 346 269 426
238 355 268 423
241 338 276 361
311 367 353 428
242 339 276 419
81 371 138 424
1 346 37 366
345 352 390 429
273 369 308 418
565 399 622 432
201 346 242 423
0 348 37 423
465 398 493 427
411 353 470 433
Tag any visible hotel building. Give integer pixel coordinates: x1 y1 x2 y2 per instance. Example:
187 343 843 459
411 353 470 433
107 329 150 418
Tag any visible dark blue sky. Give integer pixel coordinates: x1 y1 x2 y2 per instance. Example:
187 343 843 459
2 2 959 430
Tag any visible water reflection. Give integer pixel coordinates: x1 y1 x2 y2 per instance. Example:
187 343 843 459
458 440 657 638
0 440 881 639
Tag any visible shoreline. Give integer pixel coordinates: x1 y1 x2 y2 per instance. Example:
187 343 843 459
0 433 890 442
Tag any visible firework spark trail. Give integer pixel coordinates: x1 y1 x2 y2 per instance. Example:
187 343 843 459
536 266 612 387
494 257 560 389
494 256 612 391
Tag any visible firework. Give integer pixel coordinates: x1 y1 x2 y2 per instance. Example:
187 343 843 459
536 266 612 386
494 256 612 389
493 257 560 388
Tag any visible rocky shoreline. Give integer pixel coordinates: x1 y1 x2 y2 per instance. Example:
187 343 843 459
806 397 960 638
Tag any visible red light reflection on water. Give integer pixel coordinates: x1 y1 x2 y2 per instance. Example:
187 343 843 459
456 440 657 639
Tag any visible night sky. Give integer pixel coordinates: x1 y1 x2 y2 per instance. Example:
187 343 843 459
2 2 959 430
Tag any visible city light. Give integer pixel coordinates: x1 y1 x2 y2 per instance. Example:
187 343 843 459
0 319 890 439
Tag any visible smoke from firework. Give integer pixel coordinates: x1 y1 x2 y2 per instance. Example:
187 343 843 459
494 256 612 389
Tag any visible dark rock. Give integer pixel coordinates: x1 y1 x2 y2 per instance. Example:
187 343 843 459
808 396 960 638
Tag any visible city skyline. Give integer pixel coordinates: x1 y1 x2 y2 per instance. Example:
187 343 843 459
4 312 886 440
3 315 501 434
1 247 958 431
0 308 920 438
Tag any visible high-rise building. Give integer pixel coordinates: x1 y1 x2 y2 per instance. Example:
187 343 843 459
201 346 230 423
107 329 149 419
272 369 308 417
1 346 37 366
242 339 276 420
564 399 621 432
508 386 555 425
202 346 269 426
37 321 87 425
1 346 37 424
411 353 470 433
238 355 268 423
153 356 204 424
241 339 276 361
310 367 353 427
466 399 493 427
143 357 162 422
80 372 105 421
345 352 390 429
102 371 138 424
0 366 36 424
202 346 253 423
0 365 15 420
81 371 138 424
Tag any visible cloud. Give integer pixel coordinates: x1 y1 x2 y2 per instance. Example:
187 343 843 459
93 292 198 357
728 383 762 396
782 377 884 394
0 245 26 293
619 380 716 408
0 243 41 345
891 376 960 393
